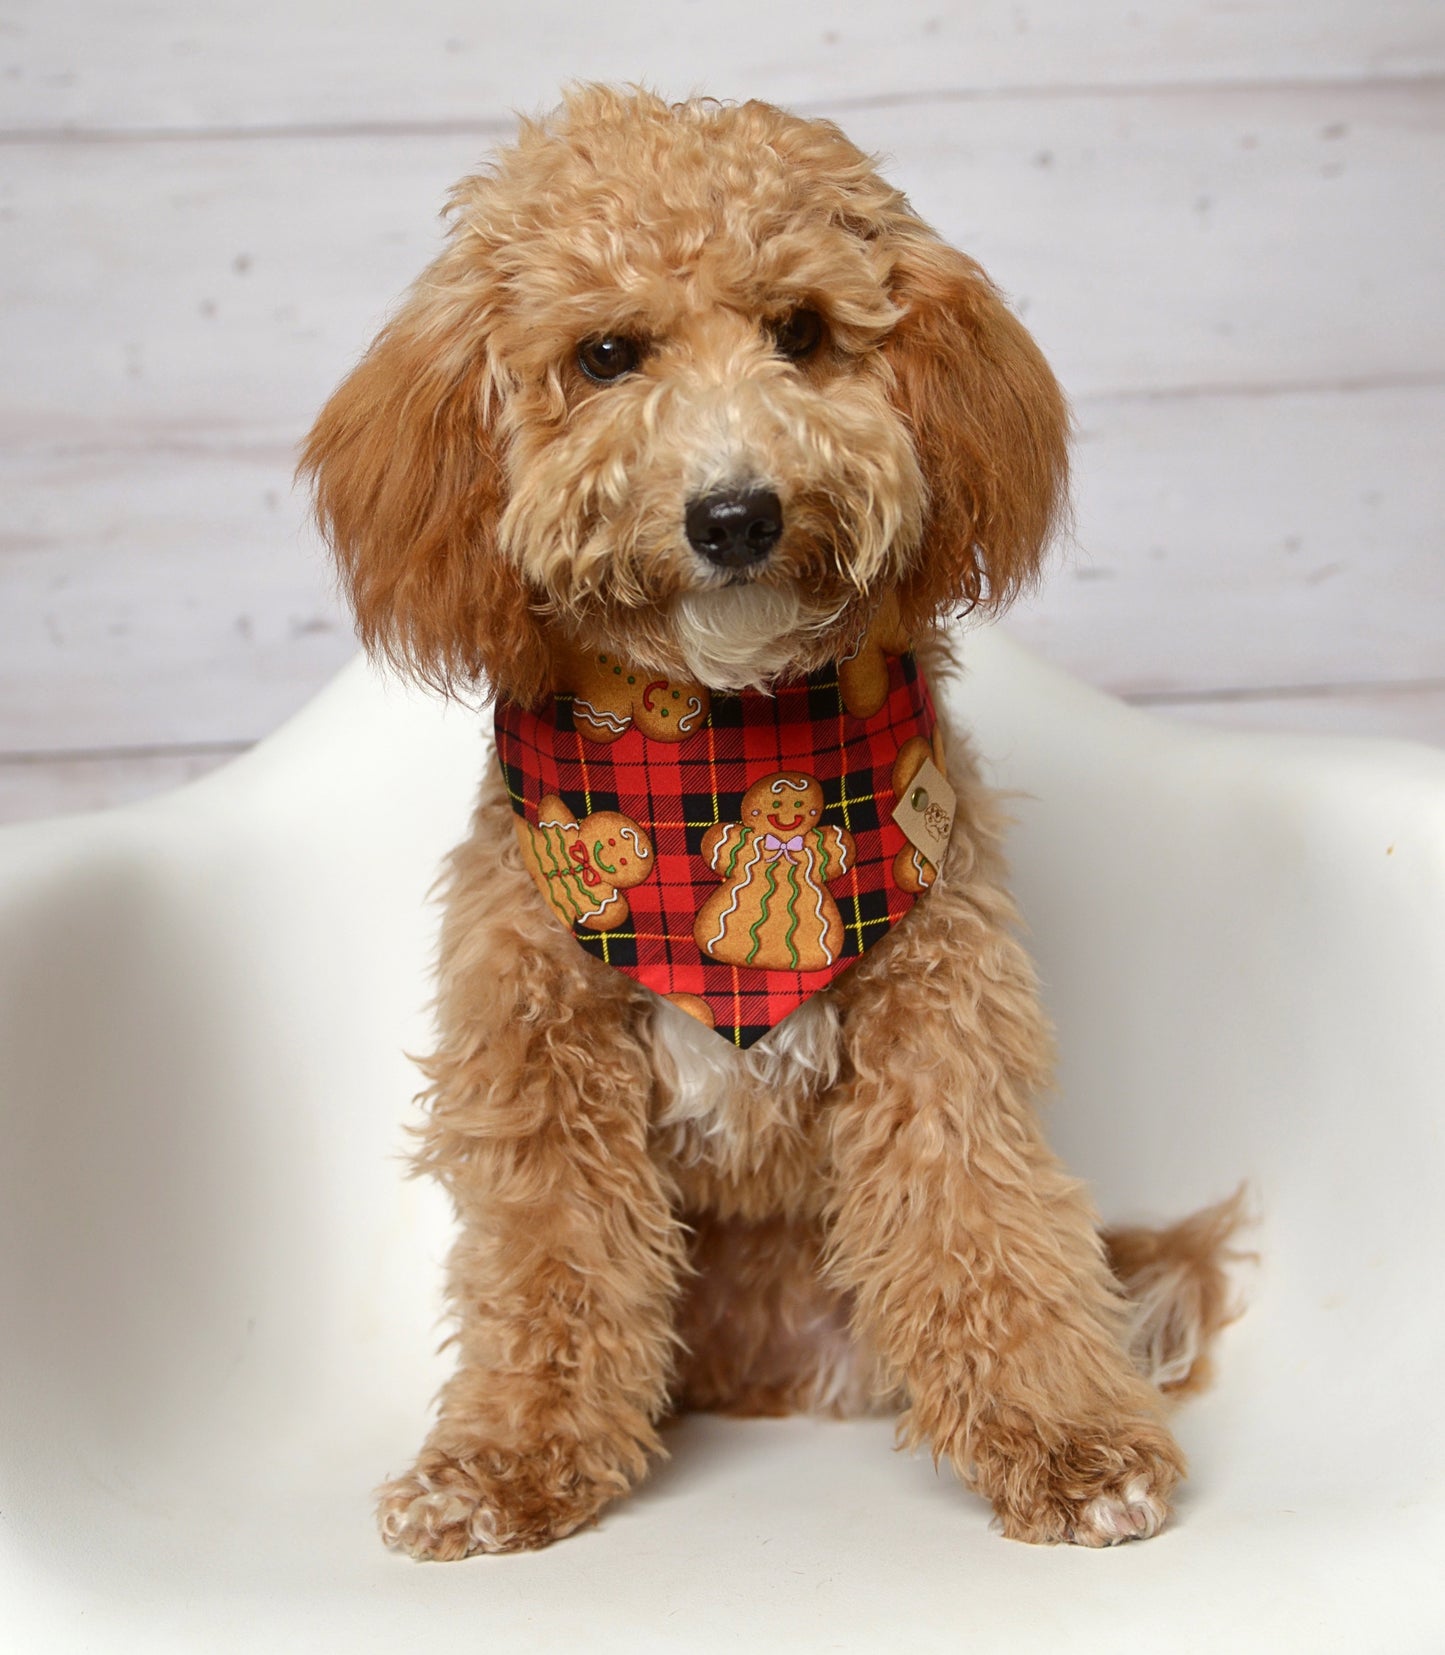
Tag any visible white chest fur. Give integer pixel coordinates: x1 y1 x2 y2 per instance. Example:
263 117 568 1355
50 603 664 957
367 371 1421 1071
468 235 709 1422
647 992 843 1165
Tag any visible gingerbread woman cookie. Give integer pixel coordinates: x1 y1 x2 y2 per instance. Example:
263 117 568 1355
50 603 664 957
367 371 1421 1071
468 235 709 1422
694 773 855 972
516 794 654 931
561 646 710 743
891 730 949 894
837 591 913 720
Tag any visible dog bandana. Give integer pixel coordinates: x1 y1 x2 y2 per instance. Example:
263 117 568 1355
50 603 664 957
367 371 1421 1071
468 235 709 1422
495 639 952 1047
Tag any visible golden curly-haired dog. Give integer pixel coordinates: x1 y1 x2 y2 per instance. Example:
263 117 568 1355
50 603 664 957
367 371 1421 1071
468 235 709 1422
302 85 1243 1559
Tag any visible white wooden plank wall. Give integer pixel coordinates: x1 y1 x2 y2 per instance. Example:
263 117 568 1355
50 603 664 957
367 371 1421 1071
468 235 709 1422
3 1 1442 822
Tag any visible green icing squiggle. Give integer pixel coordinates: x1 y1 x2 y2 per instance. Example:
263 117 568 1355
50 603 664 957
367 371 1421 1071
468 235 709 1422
746 861 779 964
781 862 801 968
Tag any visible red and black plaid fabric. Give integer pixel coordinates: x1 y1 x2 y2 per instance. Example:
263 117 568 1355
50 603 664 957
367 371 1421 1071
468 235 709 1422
495 653 937 1047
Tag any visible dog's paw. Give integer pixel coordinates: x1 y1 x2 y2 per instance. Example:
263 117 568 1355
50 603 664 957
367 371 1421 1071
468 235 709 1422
985 1421 1183 1548
1069 1473 1170 1546
376 1442 621 1560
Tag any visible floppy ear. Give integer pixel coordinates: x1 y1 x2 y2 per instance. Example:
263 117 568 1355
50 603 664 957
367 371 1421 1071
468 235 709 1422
881 229 1070 632
299 277 552 704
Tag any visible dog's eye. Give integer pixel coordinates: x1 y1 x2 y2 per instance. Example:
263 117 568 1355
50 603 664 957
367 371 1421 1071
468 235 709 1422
577 336 641 383
771 308 825 361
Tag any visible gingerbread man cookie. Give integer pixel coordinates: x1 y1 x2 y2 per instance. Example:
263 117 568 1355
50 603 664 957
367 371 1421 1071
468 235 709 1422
837 592 913 720
694 773 855 972
517 794 654 932
562 646 710 744
891 730 949 894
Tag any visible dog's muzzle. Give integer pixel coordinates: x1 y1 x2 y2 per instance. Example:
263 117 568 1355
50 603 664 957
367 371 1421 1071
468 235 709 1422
685 487 783 572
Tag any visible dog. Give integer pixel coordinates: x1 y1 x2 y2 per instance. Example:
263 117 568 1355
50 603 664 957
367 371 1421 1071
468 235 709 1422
301 85 1243 1559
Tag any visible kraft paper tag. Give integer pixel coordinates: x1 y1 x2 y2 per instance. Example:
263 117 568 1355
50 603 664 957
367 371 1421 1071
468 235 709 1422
891 756 956 862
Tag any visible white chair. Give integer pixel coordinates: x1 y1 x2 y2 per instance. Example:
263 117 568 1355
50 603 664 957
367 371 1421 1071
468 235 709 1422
4 629 1443 1652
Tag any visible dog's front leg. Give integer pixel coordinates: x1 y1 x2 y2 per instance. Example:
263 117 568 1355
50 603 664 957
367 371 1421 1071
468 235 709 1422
377 827 684 1558
826 806 1184 1546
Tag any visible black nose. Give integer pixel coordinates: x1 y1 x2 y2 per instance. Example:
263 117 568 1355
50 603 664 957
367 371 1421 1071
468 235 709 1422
684 487 783 570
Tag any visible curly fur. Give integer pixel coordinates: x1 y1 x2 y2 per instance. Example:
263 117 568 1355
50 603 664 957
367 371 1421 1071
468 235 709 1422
302 85 1244 1560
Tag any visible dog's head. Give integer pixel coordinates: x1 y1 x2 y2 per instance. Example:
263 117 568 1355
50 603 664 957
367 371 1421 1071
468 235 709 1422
301 86 1068 702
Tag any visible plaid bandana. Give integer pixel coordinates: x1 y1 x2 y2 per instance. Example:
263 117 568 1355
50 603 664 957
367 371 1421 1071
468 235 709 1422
495 647 943 1047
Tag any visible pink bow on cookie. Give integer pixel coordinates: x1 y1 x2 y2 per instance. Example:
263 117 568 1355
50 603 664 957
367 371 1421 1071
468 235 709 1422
762 832 806 857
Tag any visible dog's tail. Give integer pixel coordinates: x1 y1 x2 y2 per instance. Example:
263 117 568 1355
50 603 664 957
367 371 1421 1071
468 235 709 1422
1103 1186 1254 1399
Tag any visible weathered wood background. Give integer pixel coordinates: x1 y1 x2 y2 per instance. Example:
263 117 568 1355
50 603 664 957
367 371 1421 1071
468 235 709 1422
3 1 1442 821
